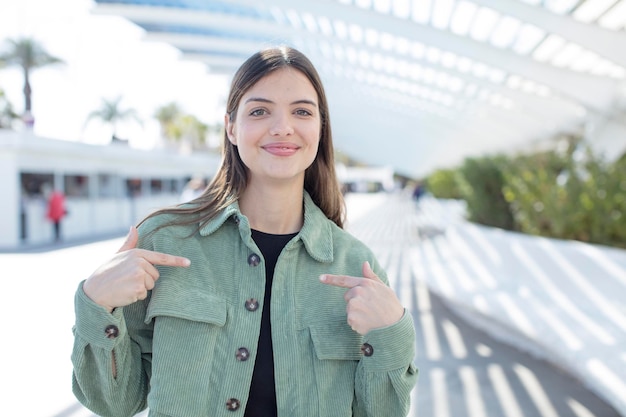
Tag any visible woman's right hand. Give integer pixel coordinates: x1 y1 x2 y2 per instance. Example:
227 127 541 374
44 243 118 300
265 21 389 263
82 226 191 312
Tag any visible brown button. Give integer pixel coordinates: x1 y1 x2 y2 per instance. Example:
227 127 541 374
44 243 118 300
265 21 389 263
361 343 374 357
245 298 259 312
104 325 119 339
247 254 261 267
226 398 240 411
236 347 250 361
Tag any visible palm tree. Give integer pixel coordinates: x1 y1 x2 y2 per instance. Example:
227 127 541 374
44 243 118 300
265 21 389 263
154 101 182 141
169 114 209 146
0 37 63 122
85 96 142 142
154 102 214 151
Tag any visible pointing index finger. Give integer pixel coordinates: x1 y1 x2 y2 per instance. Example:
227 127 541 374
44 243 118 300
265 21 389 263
319 274 362 288
137 249 191 267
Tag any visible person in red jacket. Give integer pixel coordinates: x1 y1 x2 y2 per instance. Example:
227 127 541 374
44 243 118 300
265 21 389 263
45 185 66 242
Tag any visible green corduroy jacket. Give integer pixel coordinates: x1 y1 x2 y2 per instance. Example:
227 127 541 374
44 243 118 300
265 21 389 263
72 192 418 417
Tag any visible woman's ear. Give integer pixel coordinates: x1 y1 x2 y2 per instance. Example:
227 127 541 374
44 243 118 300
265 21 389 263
225 113 237 145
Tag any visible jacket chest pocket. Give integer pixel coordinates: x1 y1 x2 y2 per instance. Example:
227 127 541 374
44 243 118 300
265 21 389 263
146 284 228 416
310 321 363 360
309 321 363 416
147 290 227 350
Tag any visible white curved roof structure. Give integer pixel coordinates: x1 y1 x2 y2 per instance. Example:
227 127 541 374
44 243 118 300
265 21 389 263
92 0 626 177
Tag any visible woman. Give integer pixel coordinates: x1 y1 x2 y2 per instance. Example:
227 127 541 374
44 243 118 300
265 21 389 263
42 183 67 242
72 46 417 417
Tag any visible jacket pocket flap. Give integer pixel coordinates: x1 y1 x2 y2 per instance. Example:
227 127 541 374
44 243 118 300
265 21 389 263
145 280 227 326
310 321 363 361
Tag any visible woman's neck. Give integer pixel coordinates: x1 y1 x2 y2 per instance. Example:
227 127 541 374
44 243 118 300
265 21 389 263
238 182 304 235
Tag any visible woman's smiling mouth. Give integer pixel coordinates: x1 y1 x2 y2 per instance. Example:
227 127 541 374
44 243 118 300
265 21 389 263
262 143 300 156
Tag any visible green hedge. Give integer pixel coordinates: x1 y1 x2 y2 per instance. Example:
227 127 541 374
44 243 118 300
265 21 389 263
503 145 626 248
425 143 626 249
426 168 462 199
457 156 516 230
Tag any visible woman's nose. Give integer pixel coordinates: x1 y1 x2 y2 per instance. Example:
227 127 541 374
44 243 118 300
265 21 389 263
268 113 294 136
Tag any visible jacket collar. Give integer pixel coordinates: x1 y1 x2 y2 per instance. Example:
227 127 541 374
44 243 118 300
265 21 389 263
198 191 334 263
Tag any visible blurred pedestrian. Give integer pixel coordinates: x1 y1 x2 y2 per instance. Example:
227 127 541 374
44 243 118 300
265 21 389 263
412 181 425 202
179 177 206 203
44 184 66 242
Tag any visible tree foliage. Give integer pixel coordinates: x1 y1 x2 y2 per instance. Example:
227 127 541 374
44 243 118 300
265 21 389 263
0 37 64 115
85 96 142 141
426 137 626 248
154 102 216 151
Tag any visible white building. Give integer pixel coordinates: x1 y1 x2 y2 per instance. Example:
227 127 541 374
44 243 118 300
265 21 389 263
0 129 220 250
336 163 396 193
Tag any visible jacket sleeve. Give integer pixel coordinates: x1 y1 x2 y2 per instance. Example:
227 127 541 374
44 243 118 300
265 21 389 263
353 260 419 417
71 282 153 417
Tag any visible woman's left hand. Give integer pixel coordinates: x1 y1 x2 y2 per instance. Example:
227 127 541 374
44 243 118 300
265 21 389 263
320 261 404 335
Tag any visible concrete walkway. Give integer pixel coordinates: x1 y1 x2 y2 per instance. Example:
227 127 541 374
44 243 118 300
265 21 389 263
346 191 626 417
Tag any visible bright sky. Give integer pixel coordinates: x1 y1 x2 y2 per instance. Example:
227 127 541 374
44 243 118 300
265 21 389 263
0 0 230 148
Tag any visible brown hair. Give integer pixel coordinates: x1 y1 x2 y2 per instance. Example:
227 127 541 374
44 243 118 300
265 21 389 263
139 46 346 231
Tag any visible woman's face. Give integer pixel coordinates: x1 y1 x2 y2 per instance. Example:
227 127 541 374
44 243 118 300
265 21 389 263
226 67 321 186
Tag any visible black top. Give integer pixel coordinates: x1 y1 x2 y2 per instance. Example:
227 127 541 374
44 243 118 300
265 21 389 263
244 229 297 417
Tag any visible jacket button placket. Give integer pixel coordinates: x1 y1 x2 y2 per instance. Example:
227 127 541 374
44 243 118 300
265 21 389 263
232 253 259 412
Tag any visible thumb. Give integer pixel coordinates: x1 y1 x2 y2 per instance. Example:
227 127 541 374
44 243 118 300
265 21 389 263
362 261 381 281
118 226 139 252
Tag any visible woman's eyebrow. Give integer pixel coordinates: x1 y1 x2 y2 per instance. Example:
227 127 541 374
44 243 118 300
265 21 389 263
244 97 273 104
243 97 317 106
292 99 318 107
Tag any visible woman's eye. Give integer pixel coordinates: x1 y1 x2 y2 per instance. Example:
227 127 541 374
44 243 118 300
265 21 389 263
250 108 267 116
295 109 313 116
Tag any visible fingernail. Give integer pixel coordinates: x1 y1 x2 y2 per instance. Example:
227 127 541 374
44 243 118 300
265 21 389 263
183 258 191 267
319 275 327 282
